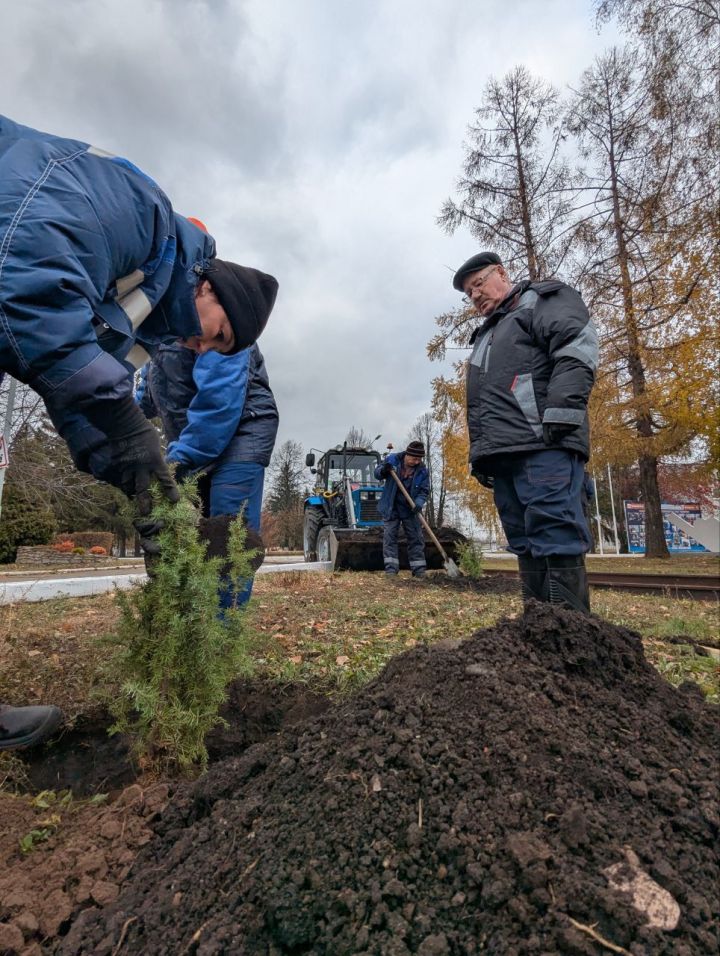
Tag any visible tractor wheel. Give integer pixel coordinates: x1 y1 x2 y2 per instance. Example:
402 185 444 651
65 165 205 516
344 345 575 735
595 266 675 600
316 526 334 563
303 507 326 562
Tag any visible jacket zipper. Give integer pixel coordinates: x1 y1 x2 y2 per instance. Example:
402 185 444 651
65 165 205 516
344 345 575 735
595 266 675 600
484 329 494 371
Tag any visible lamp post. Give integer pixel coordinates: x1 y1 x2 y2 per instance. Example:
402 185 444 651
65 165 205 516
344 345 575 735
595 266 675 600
0 376 18 521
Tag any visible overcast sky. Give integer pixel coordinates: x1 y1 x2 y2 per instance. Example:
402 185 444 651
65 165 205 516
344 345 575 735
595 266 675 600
2 0 619 461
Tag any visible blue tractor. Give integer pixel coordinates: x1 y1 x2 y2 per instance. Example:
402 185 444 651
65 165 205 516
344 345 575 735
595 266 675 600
303 442 465 570
303 444 384 567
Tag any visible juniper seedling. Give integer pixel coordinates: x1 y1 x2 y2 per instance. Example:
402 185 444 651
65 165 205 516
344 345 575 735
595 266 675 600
456 539 484 580
107 481 256 773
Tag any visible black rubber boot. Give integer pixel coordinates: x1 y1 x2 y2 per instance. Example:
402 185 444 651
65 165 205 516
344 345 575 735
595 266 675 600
517 554 547 607
0 704 63 751
545 555 591 615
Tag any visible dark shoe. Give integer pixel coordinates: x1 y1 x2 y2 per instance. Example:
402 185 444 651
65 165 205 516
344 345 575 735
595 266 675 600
412 569 427 579
517 554 547 606
0 704 64 751
385 570 399 578
546 555 591 614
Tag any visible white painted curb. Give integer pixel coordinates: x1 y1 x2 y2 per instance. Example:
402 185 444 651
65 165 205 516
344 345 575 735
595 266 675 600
0 574 146 605
0 562 333 604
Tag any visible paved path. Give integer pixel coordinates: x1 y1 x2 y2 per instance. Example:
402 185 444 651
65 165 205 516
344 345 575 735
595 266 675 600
0 558 333 604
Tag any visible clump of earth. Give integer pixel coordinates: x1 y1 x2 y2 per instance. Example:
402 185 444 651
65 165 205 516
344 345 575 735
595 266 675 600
61 604 718 955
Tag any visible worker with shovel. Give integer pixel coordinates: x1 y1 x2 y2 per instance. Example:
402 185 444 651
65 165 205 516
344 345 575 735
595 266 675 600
0 116 278 751
453 251 597 613
375 441 430 578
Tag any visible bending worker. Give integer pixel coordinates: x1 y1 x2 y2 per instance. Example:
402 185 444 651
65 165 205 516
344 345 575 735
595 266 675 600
375 440 430 578
137 342 278 607
0 115 278 750
453 252 597 613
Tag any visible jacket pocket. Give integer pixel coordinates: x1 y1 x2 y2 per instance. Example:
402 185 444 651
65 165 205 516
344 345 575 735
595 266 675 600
510 373 542 439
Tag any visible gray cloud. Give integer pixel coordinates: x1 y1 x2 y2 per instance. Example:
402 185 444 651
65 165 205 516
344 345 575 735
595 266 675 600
1 0 619 459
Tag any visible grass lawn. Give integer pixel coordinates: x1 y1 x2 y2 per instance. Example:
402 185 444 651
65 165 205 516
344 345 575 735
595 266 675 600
483 553 720 576
2 571 717 727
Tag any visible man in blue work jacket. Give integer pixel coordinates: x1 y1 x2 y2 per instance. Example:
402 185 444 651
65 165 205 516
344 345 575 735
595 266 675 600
0 116 278 750
138 342 278 606
375 441 430 578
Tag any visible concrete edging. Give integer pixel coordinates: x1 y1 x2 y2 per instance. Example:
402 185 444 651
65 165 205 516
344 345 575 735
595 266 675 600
0 561 334 605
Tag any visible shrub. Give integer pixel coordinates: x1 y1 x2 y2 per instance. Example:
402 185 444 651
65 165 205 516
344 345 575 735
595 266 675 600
72 546 85 555
456 539 484 579
53 540 74 553
89 546 107 555
105 482 256 774
68 531 114 552
0 490 57 564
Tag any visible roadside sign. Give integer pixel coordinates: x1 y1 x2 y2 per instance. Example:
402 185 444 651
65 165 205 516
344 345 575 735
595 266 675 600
623 500 708 553
0 435 8 468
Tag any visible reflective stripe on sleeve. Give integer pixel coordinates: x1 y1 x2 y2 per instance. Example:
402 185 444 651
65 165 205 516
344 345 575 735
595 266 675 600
118 287 152 331
125 344 151 370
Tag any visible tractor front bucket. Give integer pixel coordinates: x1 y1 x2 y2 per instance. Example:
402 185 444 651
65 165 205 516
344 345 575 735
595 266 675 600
326 527 467 572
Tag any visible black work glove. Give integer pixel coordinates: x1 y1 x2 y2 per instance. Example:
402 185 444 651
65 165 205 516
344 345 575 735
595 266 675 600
412 503 423 515
172 462 191 484
379 462 393 478
471 463 494 489
542 422 578 447
85 396 180 515
134 517 163 577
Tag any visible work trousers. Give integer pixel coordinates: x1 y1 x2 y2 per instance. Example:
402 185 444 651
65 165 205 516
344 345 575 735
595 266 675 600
207 461 265 608
492 450 591 557
383 514 427 574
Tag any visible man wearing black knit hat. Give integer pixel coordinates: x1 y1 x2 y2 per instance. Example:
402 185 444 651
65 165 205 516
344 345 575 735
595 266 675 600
374 441 430 578
0 116 278 751
453 252 598 614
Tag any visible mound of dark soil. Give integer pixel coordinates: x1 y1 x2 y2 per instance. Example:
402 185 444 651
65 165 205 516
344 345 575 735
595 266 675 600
61 605 718 955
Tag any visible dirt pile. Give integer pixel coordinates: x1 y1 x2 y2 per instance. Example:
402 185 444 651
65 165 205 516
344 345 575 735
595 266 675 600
61 605 718 955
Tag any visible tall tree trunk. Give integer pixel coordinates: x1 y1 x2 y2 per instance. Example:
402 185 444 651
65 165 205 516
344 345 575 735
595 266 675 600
512 125 540 279
638 454 668 557
607 112 670 558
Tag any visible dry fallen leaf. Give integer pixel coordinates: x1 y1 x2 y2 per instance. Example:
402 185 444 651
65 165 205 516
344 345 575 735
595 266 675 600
335 655 350 666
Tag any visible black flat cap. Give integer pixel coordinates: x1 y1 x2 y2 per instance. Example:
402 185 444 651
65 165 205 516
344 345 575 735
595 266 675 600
205 260 278 354
452 251 502 291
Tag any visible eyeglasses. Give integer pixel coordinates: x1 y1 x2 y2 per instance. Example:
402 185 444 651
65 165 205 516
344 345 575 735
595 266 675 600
461 266 499 305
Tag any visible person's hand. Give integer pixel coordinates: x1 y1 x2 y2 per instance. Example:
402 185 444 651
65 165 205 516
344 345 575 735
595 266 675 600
110 427 179 515
471 463 494 489
172 462 191 484
134 517 164 577
133 513 166 578
412 503 423 515
379 462 393 478
542 422 577 446
85 396 180 515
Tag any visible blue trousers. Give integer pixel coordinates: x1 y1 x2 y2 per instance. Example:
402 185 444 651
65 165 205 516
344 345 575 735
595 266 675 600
383 514 427 574
208 461 265 608
492 450 591 557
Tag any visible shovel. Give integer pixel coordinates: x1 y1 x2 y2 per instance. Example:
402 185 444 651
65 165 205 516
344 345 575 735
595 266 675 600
388 468 462 578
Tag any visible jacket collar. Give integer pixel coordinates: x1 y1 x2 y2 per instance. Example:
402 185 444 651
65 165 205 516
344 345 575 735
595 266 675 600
468 278 565 343
469 281 528 343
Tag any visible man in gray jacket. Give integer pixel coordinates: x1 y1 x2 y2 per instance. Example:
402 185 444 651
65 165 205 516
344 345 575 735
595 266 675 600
453 252 598 613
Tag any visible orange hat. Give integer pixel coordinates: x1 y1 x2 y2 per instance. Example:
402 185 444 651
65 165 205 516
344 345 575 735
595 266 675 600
187 216 208 233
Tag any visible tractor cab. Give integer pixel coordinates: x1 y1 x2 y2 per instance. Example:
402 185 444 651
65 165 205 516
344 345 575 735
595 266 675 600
305 446 383 534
